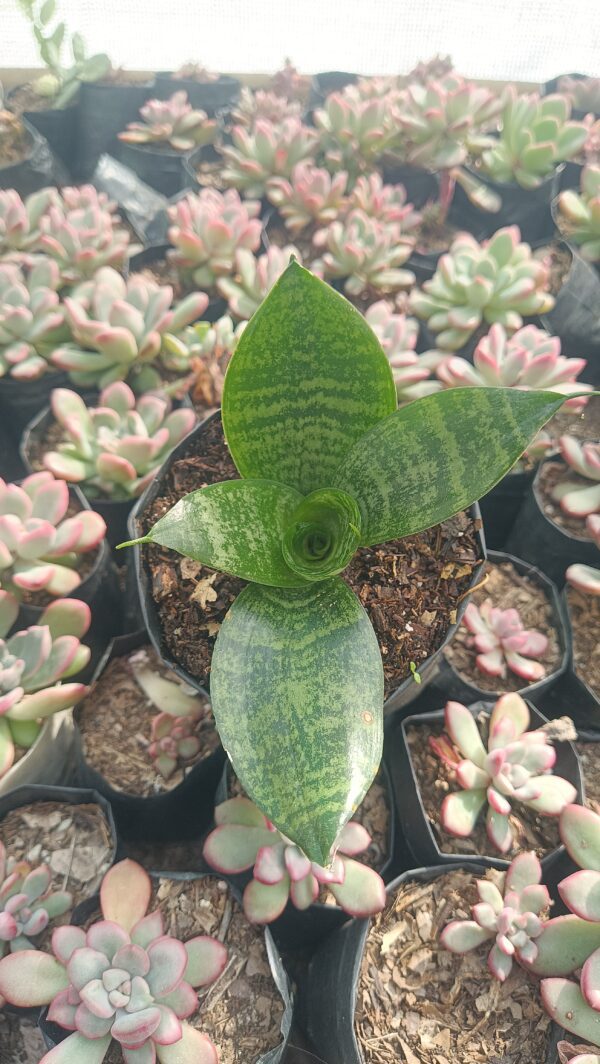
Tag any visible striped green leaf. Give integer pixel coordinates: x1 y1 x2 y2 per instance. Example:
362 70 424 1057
125 479 305 587
333 387 567 545
222 260 397 496
210 578 384 865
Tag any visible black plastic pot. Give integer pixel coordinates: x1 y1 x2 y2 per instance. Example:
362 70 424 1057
385 698 583 873
118 140 195 198
153 72 241 115
182 142 227 195
559 160 583 192
436 549 569 707
449 164 561 244
561 587 600 737
479 467 535 550
76 78 155 179
507 454 600 587
8 91 79 174
40 869 292 1064
378 158 439 208
127 410 486 713
541 237 600 385
73 630 225 842
0 370 72 448
306 862 566 1064
0 118 65 194
308 70 359 109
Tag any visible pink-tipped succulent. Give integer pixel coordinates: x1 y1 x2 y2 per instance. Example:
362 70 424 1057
149 714 202 780
165 315 247 412
37 201 138 285
0 187 59 257
43 383 196 501
266 163 349 234
221 117 318 197
218 245 301 320
526 805 600 1056
231 87 302 129
314 88 396 179
558 75 600 115
441 851 551 980
430 694 577 853
167 188 262 289
270 59 311 103
118 91 218 152
462 599 549 683
0 472 106 600
0 591 90 780
0 259 70 380
364 300 441 401
0 858 226 1063
0 841 72 960
553 436 600 520
558 165 600 263
52 267 208 391
566 515 600 595
436 323 591 411
58 185 119 216
312 209 415 297
348 173 422 229
203 796 386 924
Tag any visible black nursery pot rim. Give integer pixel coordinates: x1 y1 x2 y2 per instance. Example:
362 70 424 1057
40 868 292 1064
561 584 600 735
533 452 597 546
127 410 487 705
390 697 583 872
439 548 570 703
464 160 563 197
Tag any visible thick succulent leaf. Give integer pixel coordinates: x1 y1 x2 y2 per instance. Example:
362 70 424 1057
128 479 305 587
202 824 277 873
560 870 600 922
210 578 384 866
441 920 492 952
39 1032 112 1064
243 877 290 924
542 979 600 1047
100 859 151 931
529 916 600 976
222 260 396 495
327 858 386 916
505 850 542 892
441 789 487 837
156 1025 218 1064
561 805 600 871
0 949 69 1006
333 388 569 544
183 936 228 987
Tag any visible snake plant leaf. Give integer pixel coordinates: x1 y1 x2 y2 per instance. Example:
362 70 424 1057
210 577 384 865
122 479 306 587
222 259 397 496
333 387 568 545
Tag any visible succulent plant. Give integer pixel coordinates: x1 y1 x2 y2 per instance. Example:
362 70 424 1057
231 87 302 128
166 188 262 289
118 91 218 152
462 599 549 682
0 591 90 780
220 117 318 197
407 54 455 85
0 187 59 257
583 116 600 165
552 436 600 519
436 322 590 408
43 383 197 501
218 245 301 320
0 858 227 1063
314 88 395 178
566 515 600 594
166 315 247 412
149 713 202 780
266 163 349 234
51 267 208 390
364 300 441 401
203 796 386 923
312 209 415 297
37 201 138 285
0 471 106 599
557 166 600 261
558 75 600 115
270 58 311 102
172 61 219 83
478 89 588 189
442 851 550 979
348 172 422 229
0 842 72 959
429 694 577 852
0 259 69 380
410 227 555 351
17 0 110 108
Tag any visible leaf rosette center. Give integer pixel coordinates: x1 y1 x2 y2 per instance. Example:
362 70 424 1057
282 488 362 581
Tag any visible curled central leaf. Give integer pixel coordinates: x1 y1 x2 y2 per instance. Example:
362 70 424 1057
282 489 361 582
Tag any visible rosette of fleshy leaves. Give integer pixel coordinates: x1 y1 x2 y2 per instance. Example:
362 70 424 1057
43 384 197 500
231 86 302 128
0 472 106 600
0 841 72 963
552 436 600 520
217 245 301 320
220 117 318 197
120 260 579 864
311 209 416 297
118 91 218 152
0 858 227 1063
51 267 208 391
164 315 247 414
166 189 262 289
266 163 349 234
364 300 441 402
203 796 386 922
348 173 422 229
313 86 397 179
0 259 70 380
462 598 549 682
430 693 577 852
0 591 91 781
0 187 59 258
37 198 139 285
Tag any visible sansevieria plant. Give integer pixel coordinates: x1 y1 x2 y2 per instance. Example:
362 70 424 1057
121 260 585 866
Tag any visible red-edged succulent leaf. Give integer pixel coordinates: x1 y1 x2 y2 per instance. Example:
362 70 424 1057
39 1032 112 1063
525 776 578 815
243 877 290 924
336 821 371 856
0 949 69 1006
283 845 312 881
202 823 277 873
488 942 514 981
47 986 78 1030
39 598 91 640
506 851 542 893
489 693 530 740
486 807 513 853
561 805 600 871
328 858 386 917
86 920 130 958
111 1004 162 1047
100 859 151 931
582 946 600 1011
131 911 164 950
67 946 110 991
146 936 188 997
444 701 486 767
156 1024 218 1064
529 915 600 976
560 870 600 922
254 842 287 884
183 935 228 988
542 978 600 1046
152 1004 183 1047
441 920 492 953
290 874 319 910
441 789 487 837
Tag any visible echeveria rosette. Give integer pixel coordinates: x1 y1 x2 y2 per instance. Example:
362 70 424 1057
0 842 72 961
122 260 580 865
203 796 386 923
0 859 225 1063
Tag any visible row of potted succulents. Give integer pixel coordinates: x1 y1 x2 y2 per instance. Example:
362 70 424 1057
0 50 599 1064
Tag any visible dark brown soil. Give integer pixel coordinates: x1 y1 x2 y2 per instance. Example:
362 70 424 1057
0 1014 46 1064
568 586 600 698
444 560 562 693
264 218 318 262
8 84 59 115
407 718 562 859
576 740 600 814
131 254 184 298
540 241 573 296
193 157 227 191
414 214 459 255
77 645 220 795
356 869 552 1063
538 461 595 540
139 416 482 698
0 118 31 166
548 394 600 443
99 875 285 1064
0 800 114 949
